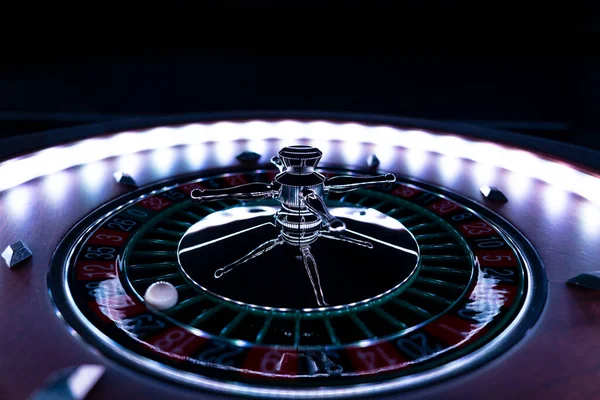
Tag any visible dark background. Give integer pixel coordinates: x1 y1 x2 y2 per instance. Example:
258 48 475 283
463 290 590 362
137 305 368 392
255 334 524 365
0 58 598 150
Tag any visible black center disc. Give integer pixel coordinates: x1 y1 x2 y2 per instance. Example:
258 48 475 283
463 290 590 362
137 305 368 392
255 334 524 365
177 203 420 310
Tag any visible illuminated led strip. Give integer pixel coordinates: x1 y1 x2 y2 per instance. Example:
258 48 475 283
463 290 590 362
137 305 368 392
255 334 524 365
1 120 599 205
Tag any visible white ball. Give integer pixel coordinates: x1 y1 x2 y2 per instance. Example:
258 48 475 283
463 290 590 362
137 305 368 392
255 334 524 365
144 281 178 310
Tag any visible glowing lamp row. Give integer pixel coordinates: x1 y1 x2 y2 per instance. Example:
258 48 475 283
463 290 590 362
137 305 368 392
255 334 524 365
0 120 599 206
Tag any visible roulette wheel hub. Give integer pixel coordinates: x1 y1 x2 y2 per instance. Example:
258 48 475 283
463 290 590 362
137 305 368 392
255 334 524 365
44 131 543 398
181 144 402 308
2 111 599 399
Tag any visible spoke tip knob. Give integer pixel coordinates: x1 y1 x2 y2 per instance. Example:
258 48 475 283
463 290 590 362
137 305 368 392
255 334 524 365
385 173 396 182
327 219 346 232
190 188 205 201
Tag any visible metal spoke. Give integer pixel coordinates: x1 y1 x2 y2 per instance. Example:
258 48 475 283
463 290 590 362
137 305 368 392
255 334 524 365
189 304 224 327
220 312 247 337
301 246 327 307
323 318 341 346
161 218 192 230
130 250 174 258
137 239 178 248
348 313 375 339
163 295 205 316
130 273 181 286
214 236 284 278
373 306 408 329
127 261 179 271
255 314 273 344
319 232 373 249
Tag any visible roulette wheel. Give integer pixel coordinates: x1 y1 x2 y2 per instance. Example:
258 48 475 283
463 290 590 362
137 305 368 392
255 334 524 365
1 111 599 399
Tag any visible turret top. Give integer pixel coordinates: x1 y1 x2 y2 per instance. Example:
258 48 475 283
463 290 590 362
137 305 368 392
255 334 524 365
278 145 322 173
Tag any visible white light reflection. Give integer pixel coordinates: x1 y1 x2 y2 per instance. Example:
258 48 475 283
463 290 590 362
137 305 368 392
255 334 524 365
66 365 105 400
504 171 534 204
116 153 143 177
72 138 110 164
239 121 273 144
145 127 180 151
577 174 600 206
276 121 307 148
245 139 270 162
80 162 108 194
184 144 208 170
345 228 419 257
539 160 580 195
432 135 469 159
372 143 395 168
341 140 365 166
471 162 498 187
437 155 462 185
184 206 278 236
214 141 238 166
305 121 338 143
4 185 32 218
111 132 146 155
309 139 332 163
404 149 429 176
34 147 68 174
330 207 407 232
0 120 598 211
464 269 504 324
150 147 177 175
469 141 506 167
579 202 600 239
357 339 376 348
177 123 207 145
542 185 569 219
43 171 70 203
504 150 546 182
338 123 371 161
400 130 435 152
